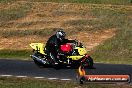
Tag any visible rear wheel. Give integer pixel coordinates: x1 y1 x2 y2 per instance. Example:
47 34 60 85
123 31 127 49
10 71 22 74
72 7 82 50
80 76 86 84
87 56 93 68
81 56 93 68
33 59 44 68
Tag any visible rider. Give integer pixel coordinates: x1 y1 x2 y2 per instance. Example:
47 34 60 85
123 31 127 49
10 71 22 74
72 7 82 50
45 29 66 65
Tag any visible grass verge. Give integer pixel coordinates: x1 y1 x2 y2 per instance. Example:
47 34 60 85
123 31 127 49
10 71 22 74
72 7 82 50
89 7 132 64
0 49 32 60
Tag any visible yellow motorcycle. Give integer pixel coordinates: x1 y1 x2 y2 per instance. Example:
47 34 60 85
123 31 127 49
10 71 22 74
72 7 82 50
30 41 93 68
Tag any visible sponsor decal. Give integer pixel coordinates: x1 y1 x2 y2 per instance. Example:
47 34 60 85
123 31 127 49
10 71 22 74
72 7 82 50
78 66 131 83
83 75 130 83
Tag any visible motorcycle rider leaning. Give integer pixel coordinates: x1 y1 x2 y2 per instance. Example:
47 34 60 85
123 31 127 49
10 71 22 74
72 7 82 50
45 29 66 65
45 29 76 65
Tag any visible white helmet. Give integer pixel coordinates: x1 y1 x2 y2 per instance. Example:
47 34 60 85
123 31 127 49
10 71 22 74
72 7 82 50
56 29 66 41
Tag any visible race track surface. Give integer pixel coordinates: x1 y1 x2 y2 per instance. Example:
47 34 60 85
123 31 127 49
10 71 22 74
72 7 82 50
0 59 132 82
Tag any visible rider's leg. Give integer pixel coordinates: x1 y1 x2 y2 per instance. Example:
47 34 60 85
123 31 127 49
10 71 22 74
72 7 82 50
49 52 58 65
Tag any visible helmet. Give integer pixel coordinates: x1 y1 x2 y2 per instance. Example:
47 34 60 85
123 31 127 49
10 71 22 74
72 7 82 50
56 29 66 41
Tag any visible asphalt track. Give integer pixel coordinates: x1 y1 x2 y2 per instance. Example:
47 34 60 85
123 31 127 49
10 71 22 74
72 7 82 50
0 59 132 82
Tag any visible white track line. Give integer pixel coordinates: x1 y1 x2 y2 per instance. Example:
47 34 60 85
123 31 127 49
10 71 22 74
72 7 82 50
0 75 72 81
16 76 27 78
0 75 12 77
60 79 71 81
34 77 45 79
48 78 59 80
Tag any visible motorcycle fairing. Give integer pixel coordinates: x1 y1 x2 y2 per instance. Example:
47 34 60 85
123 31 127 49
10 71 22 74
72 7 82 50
30 43 88 61
75 47 87 55
29 43 46 55
67 56 84 60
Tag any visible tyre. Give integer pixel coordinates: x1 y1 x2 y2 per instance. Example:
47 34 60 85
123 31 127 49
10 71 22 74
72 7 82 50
79 76 86 84
53 65 61 70
81 56 93 68
33 59 44 68
87 56 93 68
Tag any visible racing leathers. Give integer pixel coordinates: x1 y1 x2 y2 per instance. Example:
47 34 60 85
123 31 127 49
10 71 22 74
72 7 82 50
45 35 76 65
45 34 61 65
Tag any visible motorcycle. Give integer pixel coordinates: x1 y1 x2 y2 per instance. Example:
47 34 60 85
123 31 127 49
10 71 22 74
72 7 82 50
29 41 94 68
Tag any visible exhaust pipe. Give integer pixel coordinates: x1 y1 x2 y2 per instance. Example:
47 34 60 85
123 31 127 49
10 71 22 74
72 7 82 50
30 55 46 64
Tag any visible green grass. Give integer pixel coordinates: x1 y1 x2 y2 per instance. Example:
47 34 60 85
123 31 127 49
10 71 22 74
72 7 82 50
0 28 58 38
0 28 88 38
26 0 132 5
0 0 15 3
16 21 57 28
90 8 132 64
64 7 131 30
0 3 31 23
0 49 32 60
0 0 131 4
0 77 131 88
91 27 132 64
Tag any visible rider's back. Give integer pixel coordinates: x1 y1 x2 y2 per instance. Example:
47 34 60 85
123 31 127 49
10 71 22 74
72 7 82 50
45 34 60 53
